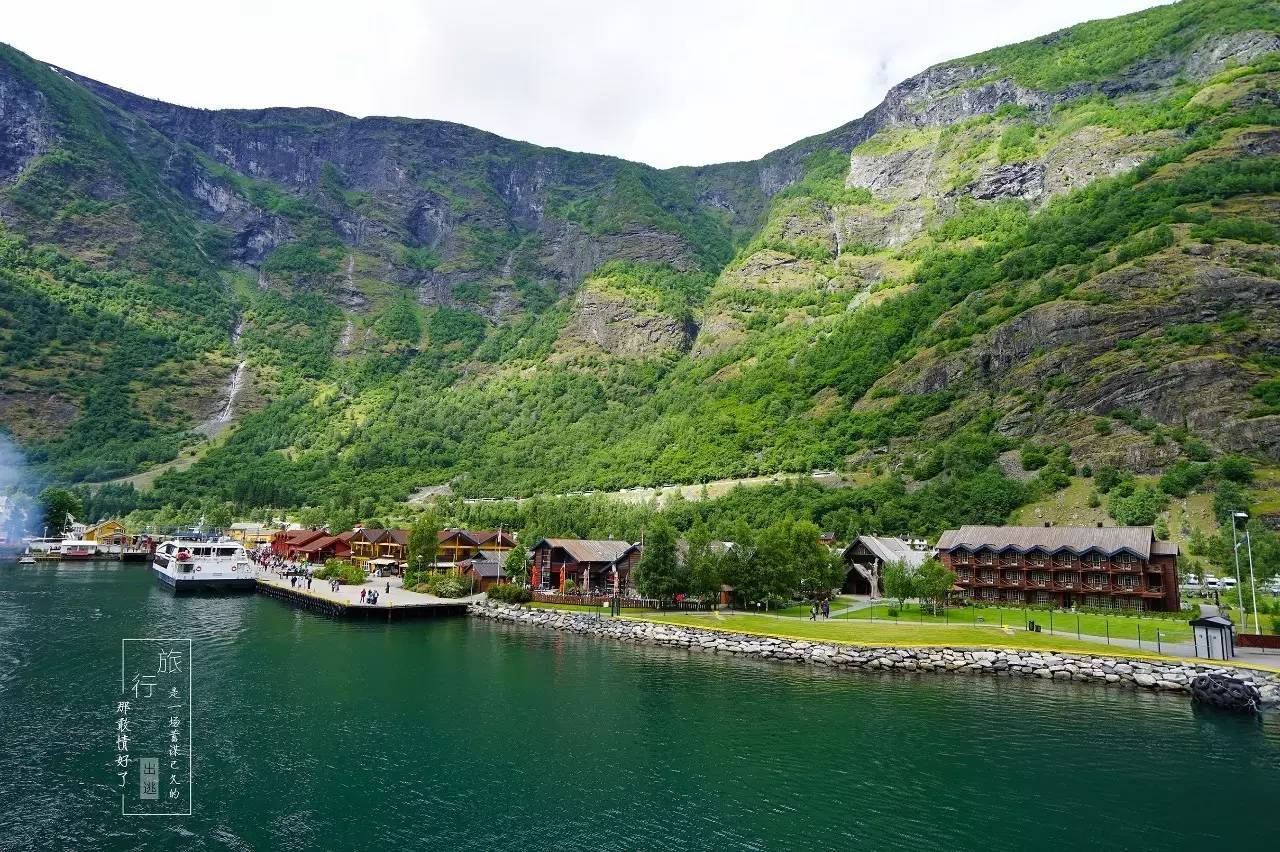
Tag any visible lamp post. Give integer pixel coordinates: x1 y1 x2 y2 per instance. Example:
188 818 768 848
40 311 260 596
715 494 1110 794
1230 511 1247 626
1234 511 1260 634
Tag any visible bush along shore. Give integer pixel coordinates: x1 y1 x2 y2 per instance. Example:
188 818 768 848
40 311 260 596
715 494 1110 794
469 602 1280 704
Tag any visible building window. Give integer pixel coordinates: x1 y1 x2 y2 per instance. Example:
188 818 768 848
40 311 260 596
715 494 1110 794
1036 591 1052 604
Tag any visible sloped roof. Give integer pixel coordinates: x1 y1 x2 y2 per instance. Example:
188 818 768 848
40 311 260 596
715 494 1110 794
462 550 507 577
351 528 389 544
286 529 328 547
438 529 482 546
1151 539 1180 556
534 538 637 564
387 529 409 546
846 535 930 569
935 525 1156 559
470 530 516 547
297 535 342 553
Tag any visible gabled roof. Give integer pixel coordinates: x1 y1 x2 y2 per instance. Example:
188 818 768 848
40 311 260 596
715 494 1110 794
844 535 930 569
286 529 329 548
335 530 356 543
386 529 410 546
351 528 389 544
438 529 482 546
532 538 638 564
462 551 507 577
297 535 342 554
469 530 516 547
935 525 1157 559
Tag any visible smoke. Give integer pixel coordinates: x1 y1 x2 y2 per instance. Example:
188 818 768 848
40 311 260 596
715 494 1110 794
0 433 37 542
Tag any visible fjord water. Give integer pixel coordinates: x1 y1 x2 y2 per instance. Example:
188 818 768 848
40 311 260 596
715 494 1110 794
1 564 1277 851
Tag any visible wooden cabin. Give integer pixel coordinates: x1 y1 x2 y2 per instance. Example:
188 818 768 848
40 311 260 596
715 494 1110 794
459 550 507 592
349 528 390 569
841 535 930 597
84 519 127 546
529 538 641 596
295 534 352 564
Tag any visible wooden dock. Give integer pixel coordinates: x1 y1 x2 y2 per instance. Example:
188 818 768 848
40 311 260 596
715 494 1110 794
254 573 477 621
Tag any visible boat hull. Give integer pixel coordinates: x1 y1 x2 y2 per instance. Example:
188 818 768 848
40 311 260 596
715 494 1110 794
152 565 257 593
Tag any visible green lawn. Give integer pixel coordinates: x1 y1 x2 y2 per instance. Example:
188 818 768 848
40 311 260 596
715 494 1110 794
623 612 1170 657
529 601 658 615
807 602 1195 644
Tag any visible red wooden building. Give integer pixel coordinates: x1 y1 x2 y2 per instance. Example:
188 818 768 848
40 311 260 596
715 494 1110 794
935 524 1180 612
294 534 353 564
529 538 640 596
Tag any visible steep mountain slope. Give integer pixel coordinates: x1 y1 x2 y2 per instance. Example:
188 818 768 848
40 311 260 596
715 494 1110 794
1 0 1278 515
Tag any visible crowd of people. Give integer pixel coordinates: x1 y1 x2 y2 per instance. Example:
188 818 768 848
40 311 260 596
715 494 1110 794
249 545 393 606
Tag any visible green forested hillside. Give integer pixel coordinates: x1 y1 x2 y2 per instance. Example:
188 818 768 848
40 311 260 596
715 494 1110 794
3 0 1280 542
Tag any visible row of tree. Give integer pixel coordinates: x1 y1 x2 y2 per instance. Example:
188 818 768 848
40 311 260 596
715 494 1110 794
633 516 848 606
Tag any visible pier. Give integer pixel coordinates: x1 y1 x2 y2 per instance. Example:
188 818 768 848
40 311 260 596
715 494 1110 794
254 572 477 621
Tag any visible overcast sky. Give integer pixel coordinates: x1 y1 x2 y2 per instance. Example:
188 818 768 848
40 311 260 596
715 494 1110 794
6 0 1168 168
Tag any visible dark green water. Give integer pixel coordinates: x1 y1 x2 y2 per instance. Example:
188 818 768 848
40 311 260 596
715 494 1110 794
1 563 1278 851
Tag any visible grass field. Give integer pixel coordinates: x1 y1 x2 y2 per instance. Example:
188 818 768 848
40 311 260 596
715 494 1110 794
803 601 1195 643
622 612 1169 657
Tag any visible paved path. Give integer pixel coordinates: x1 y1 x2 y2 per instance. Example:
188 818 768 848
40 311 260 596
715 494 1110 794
256 570 484 608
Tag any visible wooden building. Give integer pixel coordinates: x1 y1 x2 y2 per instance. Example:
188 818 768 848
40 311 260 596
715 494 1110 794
459 550 507 592
935 524 1180 612
841 535 930 596
349 528 389 569
529 538 640 596
437 529 516 566
227 523 276 546
295 534 352 564
84 519 127 546
272 528 328 559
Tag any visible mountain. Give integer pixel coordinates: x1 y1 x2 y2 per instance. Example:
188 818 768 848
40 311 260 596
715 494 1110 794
1 0 1279 529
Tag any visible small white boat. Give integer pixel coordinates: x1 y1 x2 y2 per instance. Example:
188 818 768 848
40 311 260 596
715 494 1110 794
17 548 36 565
152 538 256 593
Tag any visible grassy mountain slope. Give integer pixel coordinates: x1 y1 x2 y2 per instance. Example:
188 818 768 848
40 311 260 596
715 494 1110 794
1 0 1278 526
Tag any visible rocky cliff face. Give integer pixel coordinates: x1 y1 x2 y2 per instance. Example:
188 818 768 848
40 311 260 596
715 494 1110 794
1 0 1278 495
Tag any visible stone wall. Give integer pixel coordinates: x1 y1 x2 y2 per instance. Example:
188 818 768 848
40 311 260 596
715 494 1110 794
469 602 1280 704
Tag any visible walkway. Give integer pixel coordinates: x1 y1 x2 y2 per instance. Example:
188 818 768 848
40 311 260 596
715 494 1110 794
255 570 484 609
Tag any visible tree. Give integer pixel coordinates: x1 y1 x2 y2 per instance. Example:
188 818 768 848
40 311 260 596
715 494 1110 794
504 543 530 587
38 486 81 532
1213 480 1249 525
790 520 842 601
914 559 955 613
206 502 234 531
634 519 682 601
295 505 326 529
881 560 916 611
407 513 441 578
685 521 723 604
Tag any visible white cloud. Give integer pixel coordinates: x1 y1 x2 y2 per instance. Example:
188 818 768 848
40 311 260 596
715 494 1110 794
4 0 1169 167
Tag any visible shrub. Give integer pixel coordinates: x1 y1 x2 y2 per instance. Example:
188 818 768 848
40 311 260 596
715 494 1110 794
413 571 470 598
1216 455 1253 483
487 583 532 604
1020 444 1049 471
314 560 365 584
1093 419 1112 435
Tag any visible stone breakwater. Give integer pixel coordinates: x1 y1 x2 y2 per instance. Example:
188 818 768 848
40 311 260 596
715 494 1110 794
470 602 1280 704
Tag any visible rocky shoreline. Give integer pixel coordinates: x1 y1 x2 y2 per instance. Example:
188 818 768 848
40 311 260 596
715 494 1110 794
469 602 1280 705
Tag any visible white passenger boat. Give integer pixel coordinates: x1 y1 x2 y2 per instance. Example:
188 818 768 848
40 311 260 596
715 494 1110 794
151 538 257 592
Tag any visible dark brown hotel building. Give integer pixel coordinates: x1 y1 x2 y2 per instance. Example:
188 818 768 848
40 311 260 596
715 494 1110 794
935 525 1180 612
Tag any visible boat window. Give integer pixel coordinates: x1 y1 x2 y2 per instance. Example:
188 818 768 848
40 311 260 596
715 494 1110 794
218 547 238 557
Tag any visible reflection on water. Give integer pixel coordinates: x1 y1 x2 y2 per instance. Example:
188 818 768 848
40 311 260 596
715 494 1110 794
0 562 1277 851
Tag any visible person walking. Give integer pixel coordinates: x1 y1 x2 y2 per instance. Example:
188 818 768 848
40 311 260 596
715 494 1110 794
809 602 817 621
360 588 367 604
385 581 390 595
822 599 830 620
